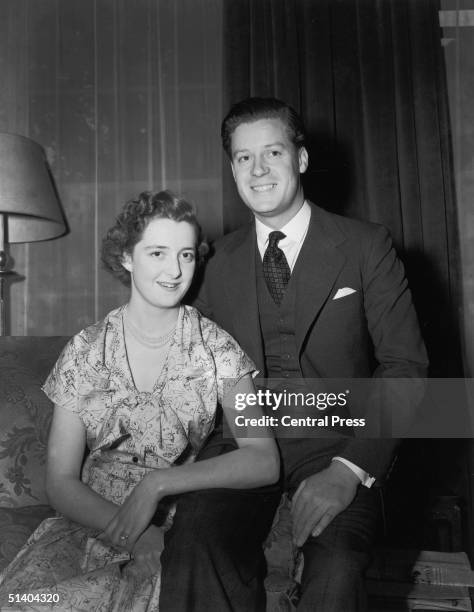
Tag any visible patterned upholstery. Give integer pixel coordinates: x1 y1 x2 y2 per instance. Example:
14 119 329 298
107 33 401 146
0 337 69 571
0 337 69 508
0 505 54 570
0 336 297 607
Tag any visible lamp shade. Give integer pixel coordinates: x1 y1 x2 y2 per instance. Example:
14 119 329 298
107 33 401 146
0 133 65 243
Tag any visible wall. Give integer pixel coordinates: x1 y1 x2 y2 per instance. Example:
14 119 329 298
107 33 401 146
440 2 474 377
0 0 222 335
440 1 474 557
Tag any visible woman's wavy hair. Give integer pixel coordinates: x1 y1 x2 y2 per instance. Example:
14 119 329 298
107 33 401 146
102 190 209 286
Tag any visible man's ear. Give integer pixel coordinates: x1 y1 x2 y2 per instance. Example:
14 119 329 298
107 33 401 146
299 146 309 174
121 252 132 273
230 161 237 182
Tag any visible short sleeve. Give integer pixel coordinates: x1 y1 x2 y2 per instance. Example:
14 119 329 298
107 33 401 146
42 337 81 412
206 324 258 404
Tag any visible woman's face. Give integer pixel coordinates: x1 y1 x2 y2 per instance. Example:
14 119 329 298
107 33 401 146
122 217 197 312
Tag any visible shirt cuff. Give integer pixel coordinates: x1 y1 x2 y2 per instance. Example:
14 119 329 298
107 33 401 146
332 457 376 488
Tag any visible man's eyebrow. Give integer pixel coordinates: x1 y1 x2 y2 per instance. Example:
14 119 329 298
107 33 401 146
232 142 286 156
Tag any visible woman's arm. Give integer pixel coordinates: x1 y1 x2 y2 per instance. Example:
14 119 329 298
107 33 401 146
103 374 279 549
45 405 119 531
152 373 279 491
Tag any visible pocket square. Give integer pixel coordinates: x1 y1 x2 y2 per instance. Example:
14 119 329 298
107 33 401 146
333 287 357 300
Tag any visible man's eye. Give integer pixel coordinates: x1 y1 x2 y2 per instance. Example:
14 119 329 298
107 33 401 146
151 251 163 258
237 155 250 163
266 149 282 158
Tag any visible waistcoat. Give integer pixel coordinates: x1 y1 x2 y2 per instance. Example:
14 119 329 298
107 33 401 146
256 251 302 379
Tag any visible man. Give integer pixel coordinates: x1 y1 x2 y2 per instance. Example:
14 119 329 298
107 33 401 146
160 98 428 611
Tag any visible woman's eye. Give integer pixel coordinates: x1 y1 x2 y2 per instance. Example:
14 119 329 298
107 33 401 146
181 251 195 262
151 251 163 258
237 155 250 164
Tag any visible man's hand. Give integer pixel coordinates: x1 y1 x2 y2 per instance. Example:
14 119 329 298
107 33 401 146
99 472 164 551
291 461 360 547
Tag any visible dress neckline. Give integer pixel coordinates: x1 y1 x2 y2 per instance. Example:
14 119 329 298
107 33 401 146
120 305 183 395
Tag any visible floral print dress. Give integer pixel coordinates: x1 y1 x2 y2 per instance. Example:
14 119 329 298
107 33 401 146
0 305 255 611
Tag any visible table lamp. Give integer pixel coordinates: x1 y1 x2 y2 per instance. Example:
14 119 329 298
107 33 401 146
0 133 66 335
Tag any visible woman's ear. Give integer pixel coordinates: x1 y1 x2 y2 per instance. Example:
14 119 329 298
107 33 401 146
121 252 132 273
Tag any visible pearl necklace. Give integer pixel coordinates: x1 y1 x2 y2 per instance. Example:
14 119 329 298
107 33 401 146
124 309 177 349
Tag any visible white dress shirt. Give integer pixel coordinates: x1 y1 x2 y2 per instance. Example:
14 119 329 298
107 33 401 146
256 201 375 488
256 200 311 271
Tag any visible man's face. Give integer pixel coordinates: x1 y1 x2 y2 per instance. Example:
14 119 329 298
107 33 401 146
230 117 308 228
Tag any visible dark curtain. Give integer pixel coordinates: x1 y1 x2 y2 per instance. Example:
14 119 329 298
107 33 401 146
223 0 461 378
222 0 469 554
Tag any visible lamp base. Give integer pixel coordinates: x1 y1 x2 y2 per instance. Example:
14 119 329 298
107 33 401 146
0 249 20 336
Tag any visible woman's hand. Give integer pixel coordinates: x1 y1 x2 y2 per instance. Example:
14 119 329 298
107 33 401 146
100 471 167 550
127 525 164 578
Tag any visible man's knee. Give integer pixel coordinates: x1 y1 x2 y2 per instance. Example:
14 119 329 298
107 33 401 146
160 488 280 612
303 540 371 578
297 543 370 611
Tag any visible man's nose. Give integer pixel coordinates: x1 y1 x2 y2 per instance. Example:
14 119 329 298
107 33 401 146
251 156 269 177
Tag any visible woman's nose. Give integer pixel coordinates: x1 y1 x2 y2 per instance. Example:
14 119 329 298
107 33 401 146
166 257 182 278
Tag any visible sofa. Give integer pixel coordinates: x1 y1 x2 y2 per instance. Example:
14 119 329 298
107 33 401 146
5 336 471 612
0 336 298 611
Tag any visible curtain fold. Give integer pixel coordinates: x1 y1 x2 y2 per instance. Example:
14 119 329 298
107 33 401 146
223 0 461 377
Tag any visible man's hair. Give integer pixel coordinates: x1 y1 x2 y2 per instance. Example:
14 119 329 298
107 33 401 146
221 97 306 158
101 190 208 286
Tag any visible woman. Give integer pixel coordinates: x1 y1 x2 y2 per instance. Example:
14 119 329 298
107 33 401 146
0 191 279 611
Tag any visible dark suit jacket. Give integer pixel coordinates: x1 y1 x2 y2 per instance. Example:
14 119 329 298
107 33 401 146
194 202 428 482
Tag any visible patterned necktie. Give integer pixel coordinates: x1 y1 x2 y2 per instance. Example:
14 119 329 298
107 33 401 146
263 231 291 305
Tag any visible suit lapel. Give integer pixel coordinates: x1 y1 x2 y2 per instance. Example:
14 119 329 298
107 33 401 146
220 205 347 369
294 205 346 352
223 224 265 372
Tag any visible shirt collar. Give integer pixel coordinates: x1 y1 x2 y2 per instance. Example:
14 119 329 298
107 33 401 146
255 200 311 252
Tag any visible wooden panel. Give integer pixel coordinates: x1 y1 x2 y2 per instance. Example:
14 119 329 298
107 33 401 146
441 0 474 374
27 1 97 334
153 0 222 238
24 0 66 334
440 0 474 557
0 0 29 334
95 0 151 318
0 0 223 335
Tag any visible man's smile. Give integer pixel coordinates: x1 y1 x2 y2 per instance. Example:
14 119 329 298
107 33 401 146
251 184 277 192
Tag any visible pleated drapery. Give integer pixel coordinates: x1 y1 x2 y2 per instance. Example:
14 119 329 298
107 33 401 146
222 0 462 377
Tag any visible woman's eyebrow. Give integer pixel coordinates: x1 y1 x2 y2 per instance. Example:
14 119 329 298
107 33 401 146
232 148 249 158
